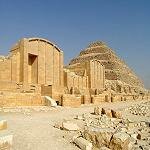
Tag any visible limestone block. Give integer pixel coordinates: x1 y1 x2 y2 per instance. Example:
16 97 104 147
62 121 80 131
94 107 102 115
44 96 57 107
102 108 112 118
112 95 122 102
0 120 7 130
0 134 13 150
62 94 81 107
92 95 105 104
99 147 111 150
82 95 91 104
124 95 134 101
73 137 92 150
110 132 132 150
83 127 115 148
111 110 122 119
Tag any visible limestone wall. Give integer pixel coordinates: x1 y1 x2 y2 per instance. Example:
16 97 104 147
18 38 63 88
63 69 88 94
66 59 105 92
0 92 46 107
0 52 20 83
0 58 11 81
87 60 105 90
61 94 81 107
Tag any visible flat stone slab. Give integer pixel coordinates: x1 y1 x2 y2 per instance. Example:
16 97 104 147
73 137 92 150
62 121 80 131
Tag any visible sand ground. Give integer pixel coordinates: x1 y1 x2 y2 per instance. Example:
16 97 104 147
0 100 149 150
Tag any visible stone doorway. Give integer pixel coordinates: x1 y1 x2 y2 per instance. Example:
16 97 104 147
28 54 38 84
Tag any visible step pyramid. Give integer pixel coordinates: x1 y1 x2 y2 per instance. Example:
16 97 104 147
69 41 143 89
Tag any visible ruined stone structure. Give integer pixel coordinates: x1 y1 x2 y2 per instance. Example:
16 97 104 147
69 41 143 86
65 59 105 95
0 38 64 106
68 41 149 102
0 38 149 107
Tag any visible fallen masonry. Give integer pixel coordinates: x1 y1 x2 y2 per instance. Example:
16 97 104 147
127 101 150 117
54 103 150 150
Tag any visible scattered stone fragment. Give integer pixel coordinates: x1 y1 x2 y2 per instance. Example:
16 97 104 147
102 108 112 118
0 134 13 150
83 127 115 148
75 115 84 120
145 122 150 127
110 132 132 150
44 96 57 107
127 102 150 117
73 136 92 150
0 120 7 130
94 107 102 115
111 109 122 119
62 121 80 131
53 123 63 130
99 146 111 150
130 133 138 140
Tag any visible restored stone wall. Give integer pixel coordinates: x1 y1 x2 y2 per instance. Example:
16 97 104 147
18 38 63 88
0 53 20 82
87 60 105 90
0 37 64 94
63 69 88 94
0 93 46 107
61 94 81 107
66 59 105 93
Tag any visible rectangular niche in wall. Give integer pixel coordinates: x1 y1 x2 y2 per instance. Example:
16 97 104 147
28 54 38 84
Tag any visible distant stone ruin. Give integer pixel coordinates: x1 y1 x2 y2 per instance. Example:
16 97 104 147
68 41 149 101
0 38 149 107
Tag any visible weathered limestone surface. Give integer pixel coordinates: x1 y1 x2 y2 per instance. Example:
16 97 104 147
0 92 46 107
66 59 105 93
68 41 148 98
0 120 7 130
61 94 81 107
0 134 13 150
0 38 149 107
73 136 93 150
0 38 64 106
0 119 13 150
69 41 142 86
62 121 80 131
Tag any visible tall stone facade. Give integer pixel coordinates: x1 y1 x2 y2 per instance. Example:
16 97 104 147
0 38 149 107
0 38 64 106
66 59 105 94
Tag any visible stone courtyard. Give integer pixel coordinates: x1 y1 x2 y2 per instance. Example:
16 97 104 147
0 38 150 149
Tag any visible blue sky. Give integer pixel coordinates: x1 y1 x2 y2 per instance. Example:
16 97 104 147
0 0 150 89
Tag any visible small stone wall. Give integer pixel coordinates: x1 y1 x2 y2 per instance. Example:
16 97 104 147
0 93 46 107
61 94 81 107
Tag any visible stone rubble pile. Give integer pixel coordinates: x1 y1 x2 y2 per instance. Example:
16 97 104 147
57 106 150 150
127 101 150 117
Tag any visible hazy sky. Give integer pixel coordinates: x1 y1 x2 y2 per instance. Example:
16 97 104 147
0 0 150 89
